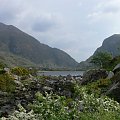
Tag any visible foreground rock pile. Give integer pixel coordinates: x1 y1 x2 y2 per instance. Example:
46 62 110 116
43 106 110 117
0 69 82 117
1 64 120 117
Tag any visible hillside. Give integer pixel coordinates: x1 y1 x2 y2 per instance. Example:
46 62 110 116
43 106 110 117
77 34 120 70
0 23 77 68
94 34 120 56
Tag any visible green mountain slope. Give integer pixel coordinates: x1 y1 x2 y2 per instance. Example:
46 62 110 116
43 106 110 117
77 34 120 70
0 23 77 68
94 34 120 56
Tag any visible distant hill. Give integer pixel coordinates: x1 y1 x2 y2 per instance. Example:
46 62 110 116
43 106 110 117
77 34 120 70
0 22 77 68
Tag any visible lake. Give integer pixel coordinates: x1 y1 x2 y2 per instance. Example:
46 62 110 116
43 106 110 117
38 71 84 76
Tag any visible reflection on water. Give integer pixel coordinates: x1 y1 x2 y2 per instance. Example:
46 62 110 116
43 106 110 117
38 71 84 76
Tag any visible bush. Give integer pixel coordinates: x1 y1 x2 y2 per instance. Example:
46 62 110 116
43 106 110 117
0 73 15 92
29 85 120 120
30 92 81 120
86 78 112 94
11 67 29 76
0 62 6 69
90 52 112 69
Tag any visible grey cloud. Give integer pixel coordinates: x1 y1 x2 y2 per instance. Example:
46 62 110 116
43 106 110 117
0 0 24 24
32 18 56 32
0 11 15 23
17 12 62 33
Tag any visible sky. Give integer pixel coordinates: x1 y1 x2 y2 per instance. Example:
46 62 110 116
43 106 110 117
0 0 120 62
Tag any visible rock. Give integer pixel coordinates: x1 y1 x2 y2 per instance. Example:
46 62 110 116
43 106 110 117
0 105 13 117
3 68 10 74
113 63 120 74
14 80 23 87
0 92 15 117
66 74 72 80
107 71 114 79
106 71 120 102
42 86 53 92
13 75 21 80
73 75 82 80
0 91 8 97
62 90 72 97
81 69 108 85
106 82 120 95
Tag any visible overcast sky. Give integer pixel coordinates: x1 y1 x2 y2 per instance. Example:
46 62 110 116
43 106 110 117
0 0 120 62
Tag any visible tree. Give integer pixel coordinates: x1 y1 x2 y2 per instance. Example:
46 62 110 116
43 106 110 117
90 52 112 69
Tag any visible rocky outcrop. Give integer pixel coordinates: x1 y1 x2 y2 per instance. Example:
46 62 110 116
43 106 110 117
81 69 108 85
113 64 120 74
106 71 120 102
107 71 114 79
0 91 15 117
42 79 76 97
0 73 81 117
79 65 120 103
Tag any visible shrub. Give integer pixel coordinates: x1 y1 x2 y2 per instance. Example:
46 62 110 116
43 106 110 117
29 85 120 120
86 78 112 94
0 62 6 69
90 52 112 69
11 67 29 76
30 92 81 120
0 73 15 92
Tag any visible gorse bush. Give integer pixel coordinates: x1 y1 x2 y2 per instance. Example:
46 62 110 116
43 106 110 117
11 67 29 76
0 73 15 92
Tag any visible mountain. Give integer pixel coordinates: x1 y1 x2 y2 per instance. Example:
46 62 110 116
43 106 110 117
77 34 120 70
94 34 120 56
0 22 77 68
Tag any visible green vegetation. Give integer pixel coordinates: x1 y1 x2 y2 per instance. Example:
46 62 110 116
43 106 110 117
0 73 15 93
109 56 120 70
0 62 6 74
11 67 30 76
2 85 120 120
86 78 112 95
90 52 120 71
90 52 112 69
29 86 120 120
0 62 15 93
0 62 6 69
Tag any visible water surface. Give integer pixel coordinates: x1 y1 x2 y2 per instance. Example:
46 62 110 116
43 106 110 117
38 71 84 76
